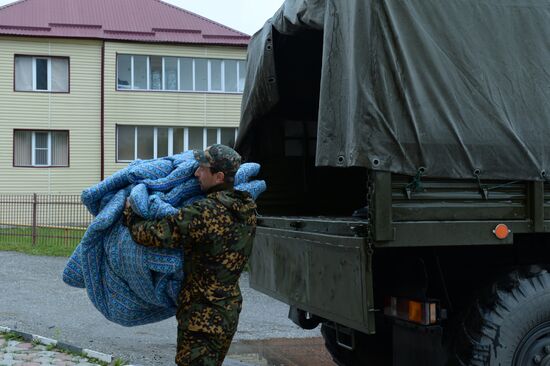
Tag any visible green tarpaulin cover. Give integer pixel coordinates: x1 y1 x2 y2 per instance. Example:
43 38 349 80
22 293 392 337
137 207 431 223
237 0 550 180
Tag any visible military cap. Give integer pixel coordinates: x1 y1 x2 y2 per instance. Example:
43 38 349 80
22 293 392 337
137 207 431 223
194 144 241 177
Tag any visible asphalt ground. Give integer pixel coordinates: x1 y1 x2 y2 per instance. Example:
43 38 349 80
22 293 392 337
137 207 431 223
0 251 324 366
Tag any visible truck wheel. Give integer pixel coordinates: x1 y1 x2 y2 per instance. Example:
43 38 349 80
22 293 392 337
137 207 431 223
321 323 391 366
453 267 550 366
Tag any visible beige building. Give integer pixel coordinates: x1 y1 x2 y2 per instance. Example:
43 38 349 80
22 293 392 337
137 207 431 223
0 0 249 194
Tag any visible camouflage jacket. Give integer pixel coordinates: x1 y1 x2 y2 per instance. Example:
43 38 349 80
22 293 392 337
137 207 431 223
123 187 257 311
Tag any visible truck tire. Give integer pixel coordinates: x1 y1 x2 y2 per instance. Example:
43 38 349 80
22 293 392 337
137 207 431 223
452 267 550 366
321 323 391 366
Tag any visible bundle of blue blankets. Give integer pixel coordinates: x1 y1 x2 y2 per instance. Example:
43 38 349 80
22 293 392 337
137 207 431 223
62 151 266 326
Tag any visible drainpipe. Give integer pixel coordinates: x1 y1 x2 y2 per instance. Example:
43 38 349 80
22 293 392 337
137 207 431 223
100 41 105 181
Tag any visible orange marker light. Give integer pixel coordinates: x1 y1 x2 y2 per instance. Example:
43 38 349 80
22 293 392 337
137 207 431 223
493 224 510 240
384 296 440 325
408 301 422 323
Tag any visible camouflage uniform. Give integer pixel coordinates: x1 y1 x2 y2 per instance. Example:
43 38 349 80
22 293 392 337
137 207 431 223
123 145 257 366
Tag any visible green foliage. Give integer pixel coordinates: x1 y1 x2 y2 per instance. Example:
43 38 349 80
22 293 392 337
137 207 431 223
2 332 25 342
112 358 127 366
0 227 84 257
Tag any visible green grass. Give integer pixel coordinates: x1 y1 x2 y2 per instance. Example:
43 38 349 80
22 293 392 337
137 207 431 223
2 332 25 342
111 358 127 366
0 226 84 257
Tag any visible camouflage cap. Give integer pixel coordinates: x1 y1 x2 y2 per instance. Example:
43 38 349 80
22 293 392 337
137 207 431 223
193 144 241 177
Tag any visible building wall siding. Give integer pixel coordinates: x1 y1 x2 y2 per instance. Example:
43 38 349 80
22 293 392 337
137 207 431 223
103 41 246 177
0 36 102 194
0 38 246 194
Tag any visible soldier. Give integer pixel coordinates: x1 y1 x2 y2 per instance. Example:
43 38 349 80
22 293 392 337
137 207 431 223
122 144 257 366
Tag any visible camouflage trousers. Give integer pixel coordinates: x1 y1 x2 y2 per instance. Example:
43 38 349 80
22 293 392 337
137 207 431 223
175 301 241 366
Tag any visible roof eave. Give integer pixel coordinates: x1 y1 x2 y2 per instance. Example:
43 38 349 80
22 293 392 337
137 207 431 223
0 32 249 47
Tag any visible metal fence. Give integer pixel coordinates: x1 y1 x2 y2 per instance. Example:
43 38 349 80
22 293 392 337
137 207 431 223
0 194 92 247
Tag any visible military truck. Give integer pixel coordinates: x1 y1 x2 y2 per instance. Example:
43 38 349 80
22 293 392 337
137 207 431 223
235 1 550 365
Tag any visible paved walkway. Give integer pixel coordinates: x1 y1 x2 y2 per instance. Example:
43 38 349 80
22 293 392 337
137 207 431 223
0 252 320 366
0 333 335 366
0 335 100 366
0 252 332 366
227 338 334 366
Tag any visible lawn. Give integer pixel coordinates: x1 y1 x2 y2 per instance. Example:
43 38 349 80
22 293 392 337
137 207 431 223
0 226 85 257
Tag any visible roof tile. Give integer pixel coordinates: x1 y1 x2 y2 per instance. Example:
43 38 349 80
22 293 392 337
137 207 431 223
0 0 250 45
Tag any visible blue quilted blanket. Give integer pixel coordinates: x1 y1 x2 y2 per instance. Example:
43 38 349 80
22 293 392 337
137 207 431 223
62 151 266 326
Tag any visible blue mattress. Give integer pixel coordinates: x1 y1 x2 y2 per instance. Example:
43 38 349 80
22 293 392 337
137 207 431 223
62 151 266 326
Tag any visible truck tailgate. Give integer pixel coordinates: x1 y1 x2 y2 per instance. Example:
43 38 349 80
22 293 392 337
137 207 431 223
249 216 375 334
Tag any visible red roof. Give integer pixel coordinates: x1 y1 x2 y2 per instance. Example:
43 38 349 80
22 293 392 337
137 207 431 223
0 0 250 45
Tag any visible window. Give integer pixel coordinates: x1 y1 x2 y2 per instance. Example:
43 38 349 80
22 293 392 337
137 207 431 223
224 60 238 92
117 55 131 89
179 58 194 91
209 59 222 91
137 126 154 159
238 60 246 92
15 56 69 92
150 56 163 90
188 127 203 150
14 130 69 167
117 125 135 161
164 57 178 91
133 56 148 90
195 58 208 92
116 125 238 162
117 54 246 93
206 128 218 146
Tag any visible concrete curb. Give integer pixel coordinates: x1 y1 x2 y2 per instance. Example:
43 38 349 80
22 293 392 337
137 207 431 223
0 325 258 366
0 325 121 364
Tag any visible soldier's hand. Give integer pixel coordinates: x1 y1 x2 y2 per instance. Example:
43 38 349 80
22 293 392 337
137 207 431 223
122 198 133 227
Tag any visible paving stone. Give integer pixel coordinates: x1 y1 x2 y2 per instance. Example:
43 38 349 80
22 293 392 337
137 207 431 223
30 356 51 363
15 343 33 350
0 357 17 366
0 335 103 366
37 351 57 358
61 354 75 361
19 354 38 360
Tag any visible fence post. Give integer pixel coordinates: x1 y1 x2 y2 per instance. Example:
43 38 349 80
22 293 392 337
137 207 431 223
32 193 37 246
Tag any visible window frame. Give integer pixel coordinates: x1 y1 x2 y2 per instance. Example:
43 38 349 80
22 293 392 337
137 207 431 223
13 54 70 93
116 125 238 163
116 53 245 94
13 129 70 168
32 131 51 166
